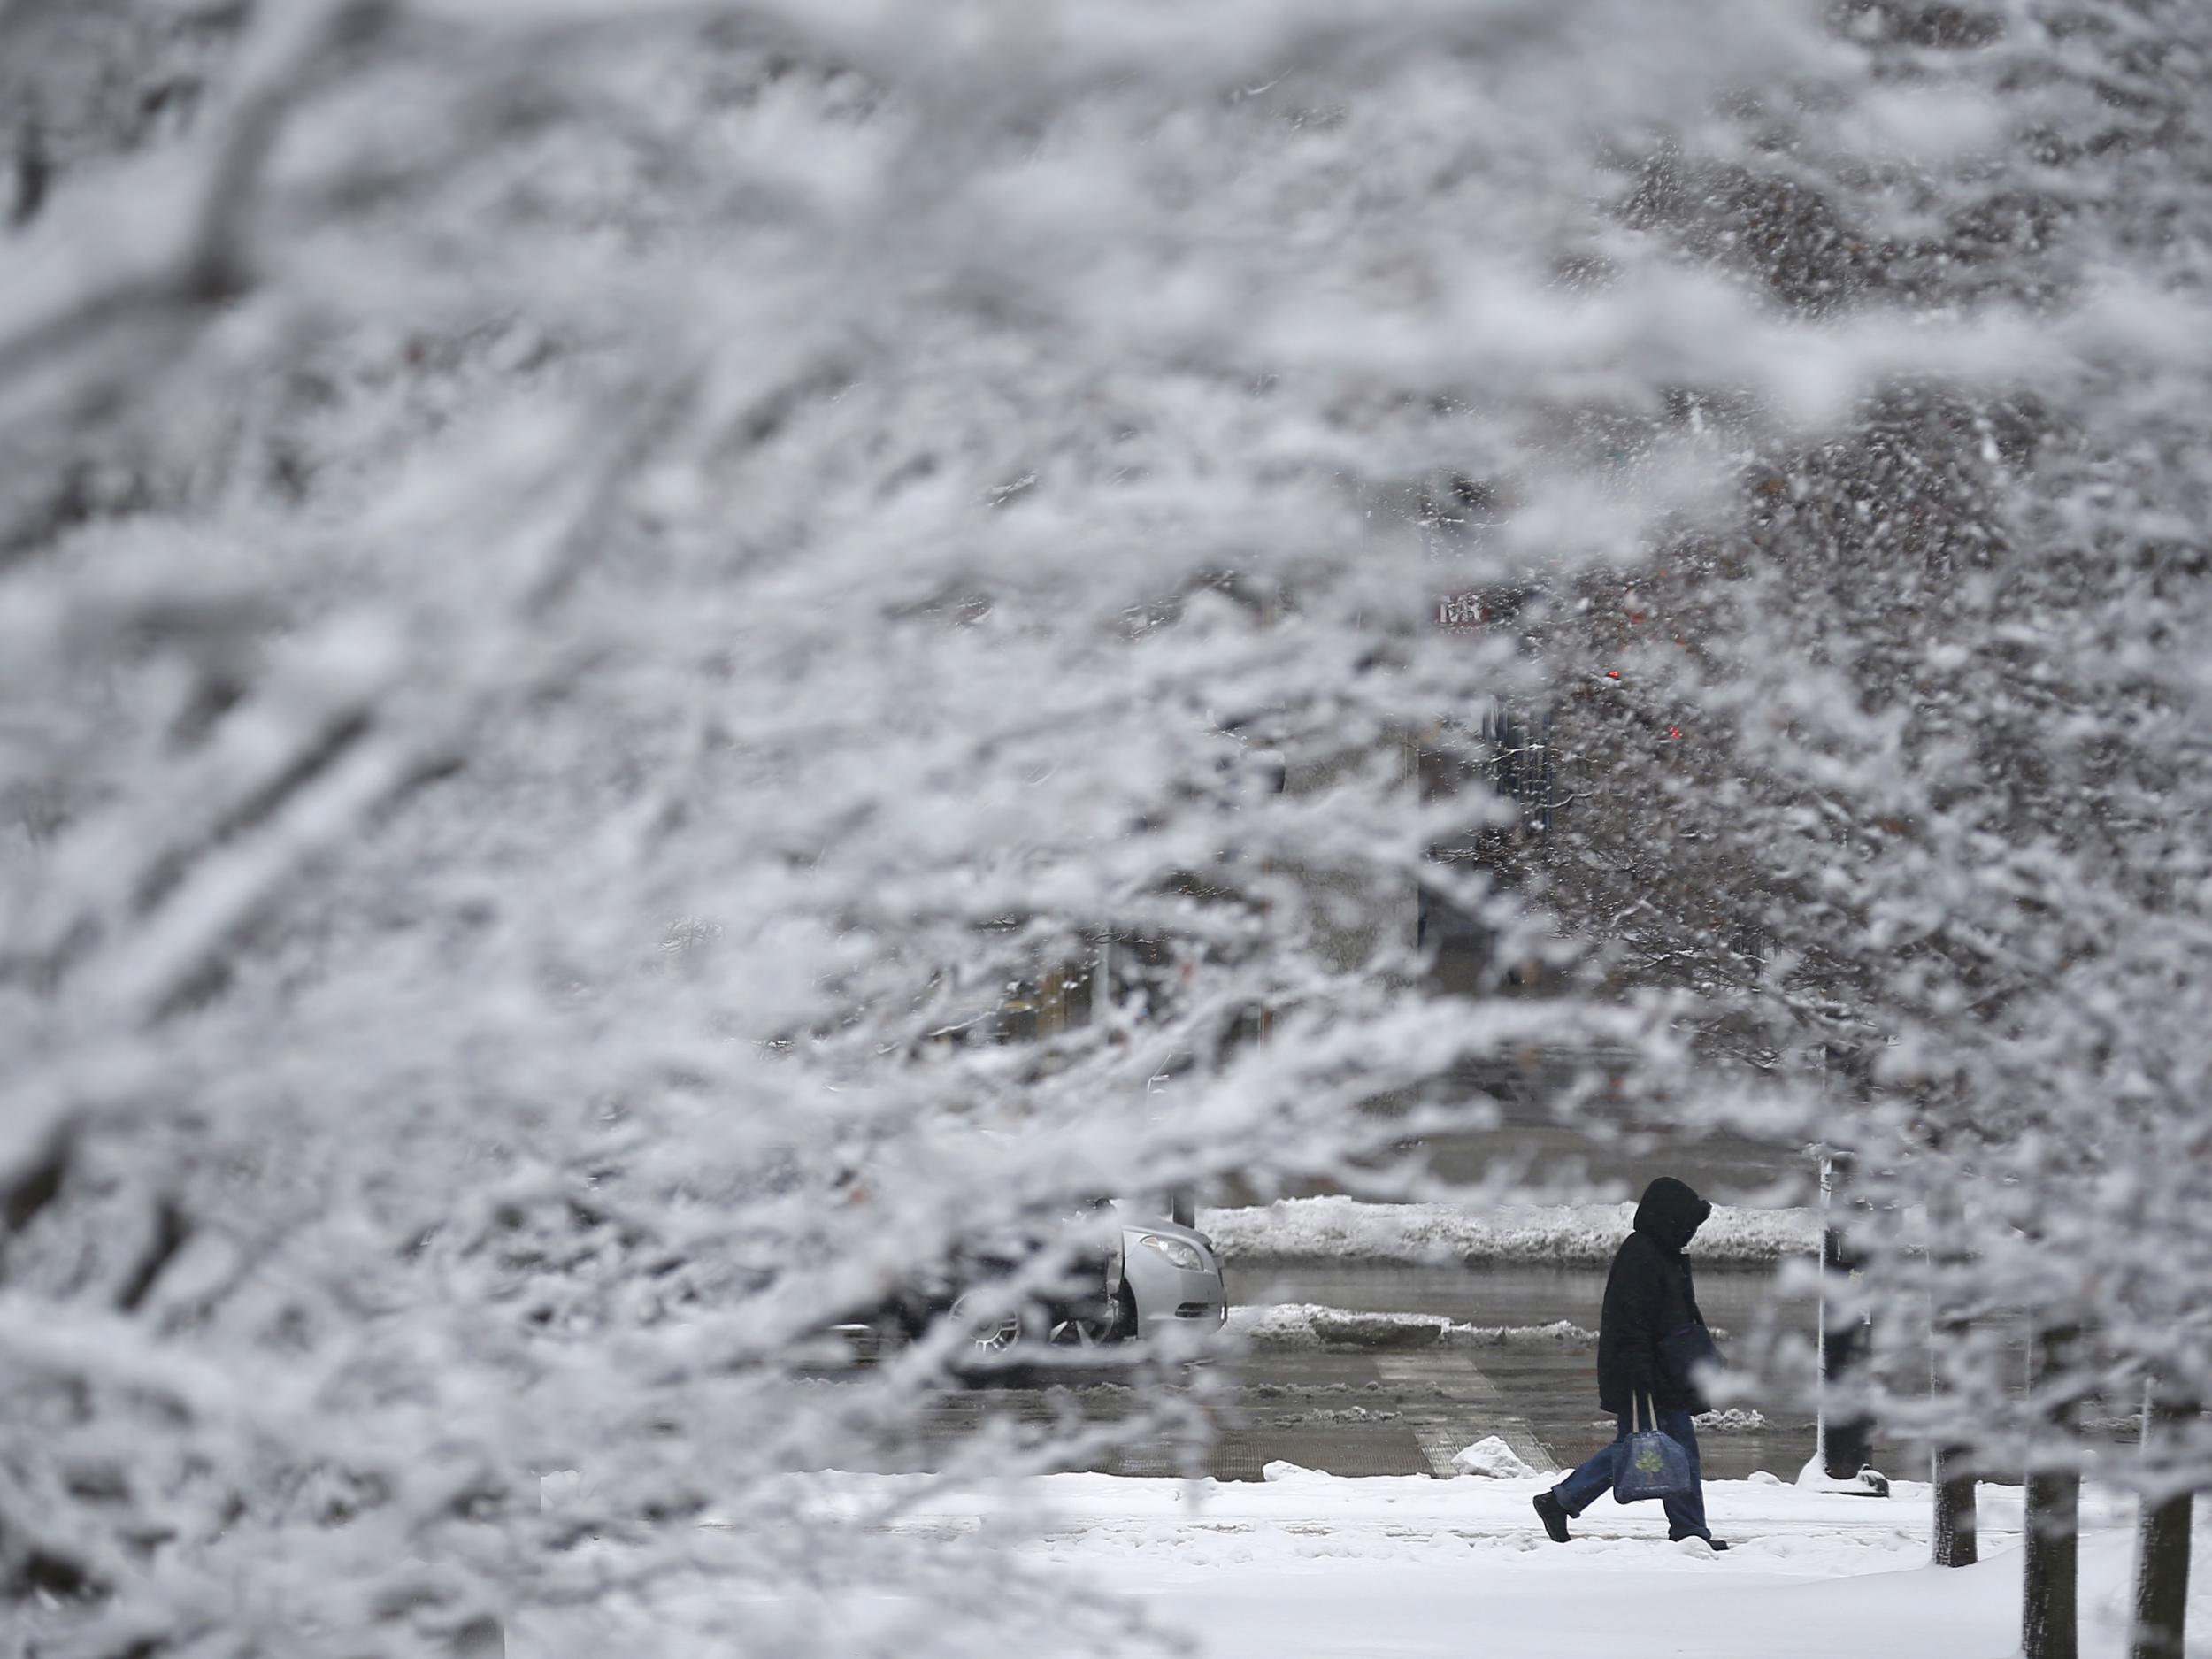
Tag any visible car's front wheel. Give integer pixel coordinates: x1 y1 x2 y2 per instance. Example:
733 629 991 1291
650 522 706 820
1052 1283 1137 1348
947 1290 1028 1364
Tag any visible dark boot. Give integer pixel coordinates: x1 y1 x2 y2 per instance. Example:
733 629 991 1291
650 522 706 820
1532 1490 1572 1544
1671 1531 1731 1551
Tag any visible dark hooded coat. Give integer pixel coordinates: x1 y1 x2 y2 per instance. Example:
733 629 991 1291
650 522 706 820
1595 1177 1718 1415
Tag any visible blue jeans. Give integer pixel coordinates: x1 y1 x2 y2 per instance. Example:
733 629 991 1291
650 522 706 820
1550 1408 1709 1539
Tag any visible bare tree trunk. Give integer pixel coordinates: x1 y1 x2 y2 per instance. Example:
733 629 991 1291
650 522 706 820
2130 1399 2200 1659
1933 1440 1978 1567
1816 1145 1878 1478
2024 1325 2082 1659
2024 1458 2080 1659
1924 1161 1975 1565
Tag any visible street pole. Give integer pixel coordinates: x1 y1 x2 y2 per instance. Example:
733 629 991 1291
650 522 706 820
1822 1151 1875 1480
1802 1144 1888 1495
1815 1150 1828 1475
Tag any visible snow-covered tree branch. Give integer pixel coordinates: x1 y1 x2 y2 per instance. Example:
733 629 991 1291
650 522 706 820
7 1 2212 1655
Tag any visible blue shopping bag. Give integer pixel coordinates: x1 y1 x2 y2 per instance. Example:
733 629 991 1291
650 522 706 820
1612 1394 1694 1502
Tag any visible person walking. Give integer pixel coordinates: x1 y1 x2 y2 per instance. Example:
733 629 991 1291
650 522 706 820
1532 1175 1729 1550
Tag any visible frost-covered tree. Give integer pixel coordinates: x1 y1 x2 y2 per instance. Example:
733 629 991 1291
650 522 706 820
0 3 1862 1653
7 0 2208 1655
1509 6 2212 1658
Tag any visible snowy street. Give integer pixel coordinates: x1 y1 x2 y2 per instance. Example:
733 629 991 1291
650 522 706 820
805 1471 2178 1659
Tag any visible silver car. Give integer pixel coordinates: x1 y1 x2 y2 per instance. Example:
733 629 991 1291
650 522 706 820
1110 1203 1229 1345
840 1198 1229 1371
941 1201 1228 1364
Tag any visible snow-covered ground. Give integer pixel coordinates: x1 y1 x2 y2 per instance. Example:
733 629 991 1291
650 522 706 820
1201 1197 1823 1266
803 1469 2181 1659
517 1468 2193 1658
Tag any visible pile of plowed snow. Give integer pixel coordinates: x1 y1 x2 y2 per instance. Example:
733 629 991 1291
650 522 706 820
1201 1196 1819 1266
1227 1302 1594 1351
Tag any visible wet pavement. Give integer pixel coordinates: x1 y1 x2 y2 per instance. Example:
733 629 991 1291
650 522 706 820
885 1262 1906 1486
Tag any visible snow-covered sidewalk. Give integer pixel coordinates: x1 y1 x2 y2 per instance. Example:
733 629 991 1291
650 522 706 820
1200 1196 1822 1266
824 1469 2185 1659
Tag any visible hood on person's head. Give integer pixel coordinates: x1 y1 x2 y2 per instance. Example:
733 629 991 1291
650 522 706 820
1633 1176 1712 1255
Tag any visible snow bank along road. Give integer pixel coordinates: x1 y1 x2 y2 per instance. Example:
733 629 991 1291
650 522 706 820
1199 1198 1824 1267
794 1471 2187 1659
